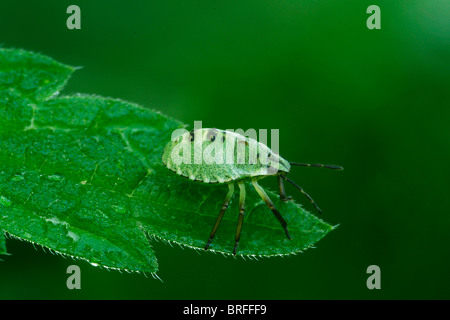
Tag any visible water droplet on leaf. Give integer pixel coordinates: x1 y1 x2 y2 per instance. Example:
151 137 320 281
10 173 25 182
112 205 127 214
0 196 12 208
46 174 64 181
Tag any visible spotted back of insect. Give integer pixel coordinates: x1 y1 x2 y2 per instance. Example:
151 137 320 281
162 128 290 183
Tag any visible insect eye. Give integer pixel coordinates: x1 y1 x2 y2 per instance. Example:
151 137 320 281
210 135 216 142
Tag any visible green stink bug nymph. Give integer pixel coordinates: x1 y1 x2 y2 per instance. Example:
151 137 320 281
162 128 343 255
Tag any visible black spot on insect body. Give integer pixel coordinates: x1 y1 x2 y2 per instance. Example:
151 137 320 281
205 129 218 142
222 130 227 142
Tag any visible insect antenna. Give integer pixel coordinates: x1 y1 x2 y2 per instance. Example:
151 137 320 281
289 163 343 170
280 175 322 214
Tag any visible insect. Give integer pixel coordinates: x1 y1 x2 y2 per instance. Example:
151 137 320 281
162 128 343 255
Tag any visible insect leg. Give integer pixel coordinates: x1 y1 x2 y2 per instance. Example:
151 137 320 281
204 183 235 251
281 175 322 214
278 175 293 201
233 182 246 255
252 179 292 240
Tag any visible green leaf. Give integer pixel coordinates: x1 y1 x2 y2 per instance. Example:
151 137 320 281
0 48 335 273
0 231 6 256
0 48 75 102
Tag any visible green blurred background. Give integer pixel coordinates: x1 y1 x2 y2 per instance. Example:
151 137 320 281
1 0 449 299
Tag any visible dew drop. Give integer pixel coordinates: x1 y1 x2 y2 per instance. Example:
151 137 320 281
111 205 127 214
67 231 80 242
10 173 25 182
47 174 64 181
0 196 12 208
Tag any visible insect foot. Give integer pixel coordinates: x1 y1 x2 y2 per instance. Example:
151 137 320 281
280 195 293 202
